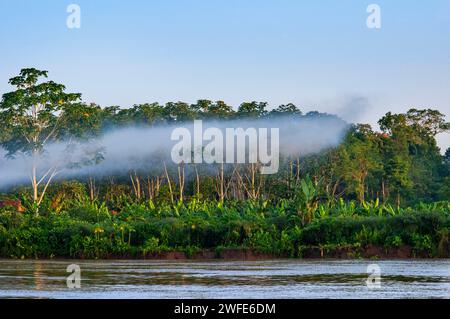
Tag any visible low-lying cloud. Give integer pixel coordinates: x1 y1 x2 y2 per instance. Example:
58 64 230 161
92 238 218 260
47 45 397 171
0 115 349 188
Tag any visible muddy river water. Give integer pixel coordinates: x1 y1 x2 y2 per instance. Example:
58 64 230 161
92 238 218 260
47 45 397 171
0 259 448 298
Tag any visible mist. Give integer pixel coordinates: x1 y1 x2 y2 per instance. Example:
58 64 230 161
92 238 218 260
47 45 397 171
0 115 349 189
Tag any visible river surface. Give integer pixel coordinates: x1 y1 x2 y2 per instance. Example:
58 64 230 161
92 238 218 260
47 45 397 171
0 259 448 299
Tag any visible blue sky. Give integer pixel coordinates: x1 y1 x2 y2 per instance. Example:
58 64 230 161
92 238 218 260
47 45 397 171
0 0 449 149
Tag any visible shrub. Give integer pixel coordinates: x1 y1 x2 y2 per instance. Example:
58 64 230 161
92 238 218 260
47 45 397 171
67 201 111 223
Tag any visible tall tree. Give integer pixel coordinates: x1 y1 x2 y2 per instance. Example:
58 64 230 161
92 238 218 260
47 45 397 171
165 101 198 123
237 101 268 118
114 103 166 126
193 100 234 119
270 103 302 116
378 109 449 204
0 68 97 209
337 124 382 203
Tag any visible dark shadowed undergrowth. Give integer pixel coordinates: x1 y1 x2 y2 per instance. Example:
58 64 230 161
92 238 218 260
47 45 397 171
0 198 448 259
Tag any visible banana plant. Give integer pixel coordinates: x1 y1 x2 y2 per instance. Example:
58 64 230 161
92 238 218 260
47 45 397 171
315 204 329 219
293 176 321 225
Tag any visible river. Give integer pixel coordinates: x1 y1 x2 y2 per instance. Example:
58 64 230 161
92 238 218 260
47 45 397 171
0 259 448 299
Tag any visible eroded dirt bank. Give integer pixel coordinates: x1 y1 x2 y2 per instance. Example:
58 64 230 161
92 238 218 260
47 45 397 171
72 245 447 260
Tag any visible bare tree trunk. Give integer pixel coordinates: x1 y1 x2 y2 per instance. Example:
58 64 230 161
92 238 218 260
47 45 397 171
30 150 59 211
358 180 365 203
235 167 251 200
288 160 293 192
194 165 200 197
146 176 152 200
146 176 162 200
240 163 263 200
163 162 174 204
130 171 141 200
156 176 161 197
250 163 256 199
178 163 185 202
32 159 38 203
217 163 225 203
88 176 97 201
331 178 340 199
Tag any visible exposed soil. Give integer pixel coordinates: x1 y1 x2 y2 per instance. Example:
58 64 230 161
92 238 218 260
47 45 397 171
90 245 442 260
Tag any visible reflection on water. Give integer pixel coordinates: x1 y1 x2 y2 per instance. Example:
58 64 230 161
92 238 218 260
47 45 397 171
33 262 44 291
0 259 448 299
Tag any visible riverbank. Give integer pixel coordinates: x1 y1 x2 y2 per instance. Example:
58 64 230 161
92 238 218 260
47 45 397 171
1 201 449 259
84 245 450 260
5 245 445 260
104 245 444 261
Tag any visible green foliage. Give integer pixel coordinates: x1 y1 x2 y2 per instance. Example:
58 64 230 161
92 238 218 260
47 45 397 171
0 68 102 208
293 176 320 224
0 197 447 259
67 201 111 223
0 68 449 258
142 237 170 255
300 211 449 252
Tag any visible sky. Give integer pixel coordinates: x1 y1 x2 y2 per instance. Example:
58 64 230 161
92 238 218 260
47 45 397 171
0 0 449 150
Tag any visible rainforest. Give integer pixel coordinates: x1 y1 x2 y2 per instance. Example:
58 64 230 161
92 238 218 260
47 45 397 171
0 68 449 259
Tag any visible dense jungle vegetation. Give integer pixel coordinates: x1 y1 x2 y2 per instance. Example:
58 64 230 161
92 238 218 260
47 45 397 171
0 68 449 258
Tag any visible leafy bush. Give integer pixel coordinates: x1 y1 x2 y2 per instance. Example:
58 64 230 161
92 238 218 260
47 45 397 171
0 198 447 258
67 201 111 223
